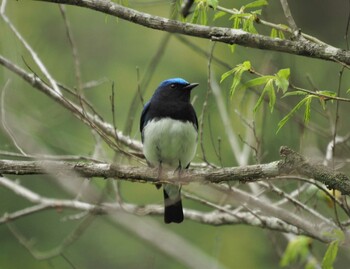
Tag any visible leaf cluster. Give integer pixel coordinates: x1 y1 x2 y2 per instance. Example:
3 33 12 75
220 60 340 132
227 0 268 34
220 61 290 113
190 0 218 25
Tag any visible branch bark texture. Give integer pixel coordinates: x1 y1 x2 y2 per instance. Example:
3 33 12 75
1 147 349 195
38 0 350 64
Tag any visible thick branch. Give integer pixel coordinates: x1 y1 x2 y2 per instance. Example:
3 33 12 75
1 147 349 194
38 0 350 64
279 146 350 194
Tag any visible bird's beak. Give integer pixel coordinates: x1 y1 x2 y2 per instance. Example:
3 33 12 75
183 83 199 91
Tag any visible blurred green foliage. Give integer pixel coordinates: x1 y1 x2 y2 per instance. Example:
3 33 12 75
1 0 350 268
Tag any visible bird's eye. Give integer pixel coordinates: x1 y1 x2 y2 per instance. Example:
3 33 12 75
170 84 176 88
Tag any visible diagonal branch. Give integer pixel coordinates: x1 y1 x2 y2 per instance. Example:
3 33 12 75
279 0 299 33
0 54 143 153
36 0 350 64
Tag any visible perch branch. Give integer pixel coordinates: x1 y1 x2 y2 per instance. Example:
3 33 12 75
0 147 349 195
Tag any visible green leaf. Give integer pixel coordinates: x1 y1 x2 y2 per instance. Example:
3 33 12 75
244 0 268 9
347 88 350 93
277 68 290 79
221 61 251 96
232 16 241 29
304 96 312 123
267 80 276 112
231 70 244 96
253 79 275 113
282 90 307 97
191 5 200 23
200 6 208 25
318 90 336 98
275 68 290 93
253 87 267 113
220 69 234 83
252 9 262 15
213 11 227 21
322 241 339 269
319 97 326 110
275 77 289 92
207 0 218 9
229 44 236 53
231 61 251 96
278 30 285 39
242 60 251 70
280 236 312 267
242 75 274 90
243 16 258 33
277 97 309 133
270 28 278 38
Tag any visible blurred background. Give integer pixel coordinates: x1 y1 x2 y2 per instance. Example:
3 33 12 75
1 0 350 268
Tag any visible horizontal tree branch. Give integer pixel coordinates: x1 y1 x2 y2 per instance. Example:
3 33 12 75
0 176 331 241
1 146 349 195
37 0 350 64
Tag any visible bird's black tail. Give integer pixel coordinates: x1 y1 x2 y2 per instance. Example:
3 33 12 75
163 188 184 224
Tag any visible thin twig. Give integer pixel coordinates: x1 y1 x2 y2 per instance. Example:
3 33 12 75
210 76 243 165
259 181 334 226
110 82 118 141
1 0 61 95
345 0 350 50
59 5 83 93
123 33 172 136
175 35 232 70
0 150 103 162
7 214 96 260
199 42 215 165
279 0 299 35
1 80 27 156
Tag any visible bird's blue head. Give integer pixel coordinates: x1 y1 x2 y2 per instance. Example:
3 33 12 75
154 78 199 102
158 78 190 88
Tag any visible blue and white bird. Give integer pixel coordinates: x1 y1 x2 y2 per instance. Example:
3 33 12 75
140 78 199 223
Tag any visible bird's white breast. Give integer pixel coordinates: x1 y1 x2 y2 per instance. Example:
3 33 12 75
142 118 197 168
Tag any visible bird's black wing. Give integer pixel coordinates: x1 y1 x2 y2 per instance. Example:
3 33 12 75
189 105 198 131
140 101 151 142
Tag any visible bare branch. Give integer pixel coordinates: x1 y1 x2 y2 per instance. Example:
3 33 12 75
0 176 334 242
